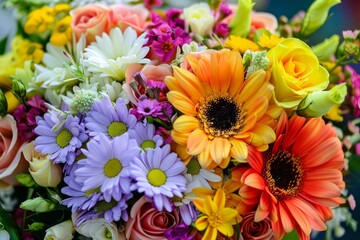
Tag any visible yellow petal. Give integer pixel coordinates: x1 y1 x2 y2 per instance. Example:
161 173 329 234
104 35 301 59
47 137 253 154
202 226 217 240
167 90 196 115
195 216 209 231
229 139 248 161
217 223 235 237
171 130 189 146
209 137 231 164
173 115 199 133
213 189 226 209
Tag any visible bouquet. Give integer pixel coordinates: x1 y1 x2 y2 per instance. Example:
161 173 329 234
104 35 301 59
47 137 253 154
0 0 359 239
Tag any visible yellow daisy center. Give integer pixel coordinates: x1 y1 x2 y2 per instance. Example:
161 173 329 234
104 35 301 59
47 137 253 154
208 213 222 227
198 95 246 138
104 158 122 178
140 140 156 150
56 129 73 148
147 168 167 187
107 121 127 137
263 151 304 200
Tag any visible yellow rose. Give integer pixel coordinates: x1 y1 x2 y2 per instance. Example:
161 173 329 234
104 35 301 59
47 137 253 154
23 142 62 187
267 38 329 109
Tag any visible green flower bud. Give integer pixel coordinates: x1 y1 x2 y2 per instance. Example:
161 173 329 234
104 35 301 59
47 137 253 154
28 222 45 231
15 173 38 188
229 0 255 37
20 197 56 213
301 0 341 37
11 79 26 100
0 89 7 116
312 34 340 61
297 83 347 118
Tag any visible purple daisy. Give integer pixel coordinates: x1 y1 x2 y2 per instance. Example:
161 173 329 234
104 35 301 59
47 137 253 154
61 162 101 212
34 110 88 164
75 133 139 202
85 96 137 139
130 144 187 212
136 98 163 118
129 122 163 150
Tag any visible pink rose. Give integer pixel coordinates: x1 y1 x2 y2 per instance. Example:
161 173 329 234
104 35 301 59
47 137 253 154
125 61 172 104
0 115 28 187
109 4 150 35
239 211 274 240
125 197 181 240
71 4 112 44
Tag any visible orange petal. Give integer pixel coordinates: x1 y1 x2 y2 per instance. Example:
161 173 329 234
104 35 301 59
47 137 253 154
173 66 205 102
167 91 196 115
209 137 231 164
187 129 209 155
171 130 189 146
284 200 311 236
278 202 295 233
244 173 265 190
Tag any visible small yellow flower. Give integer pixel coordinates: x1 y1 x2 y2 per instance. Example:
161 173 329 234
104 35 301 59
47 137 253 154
258 33 283 49
325 104 344 122
50 16 73 46
194 189 238 240
0 52 22 89
53 3 72 15
5 91 20 113
224 35 259 54
194 179 242 208
24 6 55 34
13 36 44 64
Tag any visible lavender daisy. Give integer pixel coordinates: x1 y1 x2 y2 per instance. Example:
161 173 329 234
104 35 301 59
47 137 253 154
85 96 137 139
34 110 88 164
130 144 187 212
128 122 163 150
75 133 139 202
61 162 102 212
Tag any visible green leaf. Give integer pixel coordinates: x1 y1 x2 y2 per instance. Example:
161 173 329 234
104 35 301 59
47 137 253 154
282 229 300 240
0 205 21 240
0 37 8 55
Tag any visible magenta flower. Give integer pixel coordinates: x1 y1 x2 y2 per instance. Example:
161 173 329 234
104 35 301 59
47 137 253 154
214 23 230 38
13 95 47 141
346 66 360 117
152 34 183 62
136 98 163 117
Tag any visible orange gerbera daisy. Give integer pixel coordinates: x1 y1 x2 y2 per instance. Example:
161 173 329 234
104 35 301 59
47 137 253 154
239 111 345 240
166 49 280 169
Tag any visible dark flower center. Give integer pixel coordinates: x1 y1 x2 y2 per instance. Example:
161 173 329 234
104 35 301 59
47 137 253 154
263 151 304 200
198 96 246 138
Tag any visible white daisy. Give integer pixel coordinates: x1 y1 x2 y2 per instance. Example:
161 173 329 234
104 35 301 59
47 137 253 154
84 27 150 81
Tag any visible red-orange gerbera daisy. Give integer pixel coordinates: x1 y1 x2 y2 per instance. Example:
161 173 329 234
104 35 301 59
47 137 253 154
166 49 280 169
239 112 345 239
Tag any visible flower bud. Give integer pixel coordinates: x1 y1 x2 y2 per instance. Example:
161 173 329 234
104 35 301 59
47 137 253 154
312 34 340 61
44 220 74 240
182 3 215 37
297 83 347 118
300 0 341 37
28 222 45 231
20 197 56 213
229 0 255 37
23 142 62 187
11 79 26 100
5 91 20 113
0 229 10 240
15 173 37 188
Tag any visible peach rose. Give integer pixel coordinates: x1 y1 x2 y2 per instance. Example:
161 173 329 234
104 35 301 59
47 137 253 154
239 211 273 240
125 61 172 104
125 197 181 240
71 3 111 44
109 4 150 35
0 115 28 187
